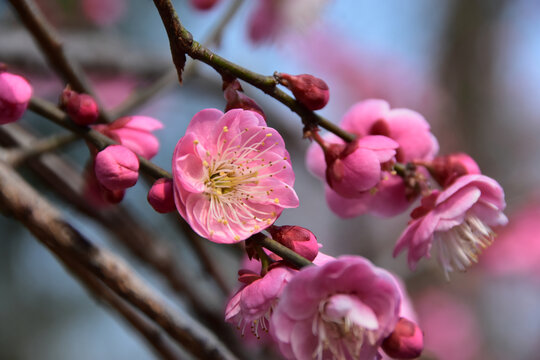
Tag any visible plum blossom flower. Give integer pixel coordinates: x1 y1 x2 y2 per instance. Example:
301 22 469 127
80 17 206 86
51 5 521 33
172 109 298 243
0 71 33 124
270 256 401 360
93 115 163 160
307 99 438 218
94 145 139 191
225 264 296 339
393 174 508 276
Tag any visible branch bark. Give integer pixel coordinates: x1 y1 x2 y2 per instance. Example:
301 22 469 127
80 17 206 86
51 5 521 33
0 160 238 360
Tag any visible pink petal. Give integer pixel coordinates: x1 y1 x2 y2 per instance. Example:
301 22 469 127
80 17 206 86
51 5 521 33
340 99 390 135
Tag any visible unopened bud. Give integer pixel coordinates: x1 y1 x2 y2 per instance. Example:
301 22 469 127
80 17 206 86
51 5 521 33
190 0 220 11
147 178 176 213
275 72 329 110
430 153 481 187
60 87 99 125
382 317 424 359
223 79 265 118
95 145 139 191
267 225 319 261
0 71 33 125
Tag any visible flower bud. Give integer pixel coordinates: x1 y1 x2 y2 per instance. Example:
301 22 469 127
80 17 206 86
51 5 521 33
429 153 481 187
223 79 265 118
94 145 139 191
190 0 220 11
60 87 99 125
147 178 176 213
267 225 319 261
0 71 33 125
382 317 424 359
275 72 329 110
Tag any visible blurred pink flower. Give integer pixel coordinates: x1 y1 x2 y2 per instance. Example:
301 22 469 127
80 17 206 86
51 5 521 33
394 174 507 276
82 0 126 27
0 71 33 124
93 115 163 160
190 0 220 11
270 256 401 360
416 289 481 360
172 109 298 243
248 0 330 44
481 202 540 277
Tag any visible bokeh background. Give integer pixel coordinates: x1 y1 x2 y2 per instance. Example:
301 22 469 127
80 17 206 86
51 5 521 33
1 1 540 359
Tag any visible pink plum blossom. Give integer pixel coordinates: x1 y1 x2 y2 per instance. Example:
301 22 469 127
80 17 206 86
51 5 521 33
307 99 438 218
429 153 481 187
190 0 220 11
94 145 139 191
60 87 99 125
82 0 126 27
147 178 176 214
394 174 508 276
93 115 163 160
275 73 330 110
172 109 298 243
270 256 401 360
225 264 296 339
0 71 33 124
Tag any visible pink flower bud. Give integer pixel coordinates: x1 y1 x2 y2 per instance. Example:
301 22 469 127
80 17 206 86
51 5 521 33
429 153 481 187
266 225 319 261
0 71 33 125
147 178 175 213
60 87 99 125
223 79 265 118
382 317 424 359
275 72 329 110
94 145 139 191
190 0 220 11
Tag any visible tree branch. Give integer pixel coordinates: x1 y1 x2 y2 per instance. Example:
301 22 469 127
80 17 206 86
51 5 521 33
0 160 238 360
152 0 355 142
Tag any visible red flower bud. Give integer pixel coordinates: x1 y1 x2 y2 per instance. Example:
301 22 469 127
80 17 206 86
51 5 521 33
223 79 265 118
0 71 33 125
60 87 99 125
382 317 424 359
147 178 176 213
190 0 220 11
267 225 319 261
275 72 329 110
429 153 481 187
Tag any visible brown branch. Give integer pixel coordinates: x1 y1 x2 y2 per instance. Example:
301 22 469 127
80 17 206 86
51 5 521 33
0 160 238 360
0 123 226 329
152 0 355 142
7 0 111 122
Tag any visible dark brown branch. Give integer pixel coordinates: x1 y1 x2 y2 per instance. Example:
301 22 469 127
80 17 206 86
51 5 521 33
0 160 238 360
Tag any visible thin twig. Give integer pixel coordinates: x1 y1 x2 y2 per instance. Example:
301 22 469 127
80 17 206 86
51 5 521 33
27 96 313 270
3 132 79 167
0 160 238 360
152 0 355 142
7 0 112 122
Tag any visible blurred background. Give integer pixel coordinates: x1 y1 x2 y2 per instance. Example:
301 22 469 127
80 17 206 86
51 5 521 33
1 0 540 359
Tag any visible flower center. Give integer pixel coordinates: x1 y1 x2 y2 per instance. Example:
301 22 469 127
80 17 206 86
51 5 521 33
312 295 379 360
200 126 287 239
433 214 495 278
